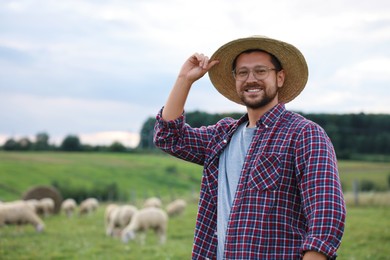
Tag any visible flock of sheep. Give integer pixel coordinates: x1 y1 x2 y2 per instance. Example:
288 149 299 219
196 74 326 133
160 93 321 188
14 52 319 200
0 196 187 245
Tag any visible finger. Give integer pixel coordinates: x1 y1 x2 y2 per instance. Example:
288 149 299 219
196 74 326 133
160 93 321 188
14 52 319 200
207 59 219 70
202 56 209 69
197 53 206 68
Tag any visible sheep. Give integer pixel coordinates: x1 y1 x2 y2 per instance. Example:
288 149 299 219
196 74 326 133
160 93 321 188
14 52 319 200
42 197 55 214
36 197 55 217
106 204 138 237
143 197 162 208
25 199 40 213
61 198 77 218
104 203 119 229
0 201 44 232
121 207 168 245
166 199 187 217
79 198 99 216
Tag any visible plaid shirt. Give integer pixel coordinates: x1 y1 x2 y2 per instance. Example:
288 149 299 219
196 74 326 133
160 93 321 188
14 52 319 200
154 103 346 259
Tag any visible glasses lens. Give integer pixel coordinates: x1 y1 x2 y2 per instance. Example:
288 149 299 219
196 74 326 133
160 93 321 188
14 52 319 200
234 66 273 81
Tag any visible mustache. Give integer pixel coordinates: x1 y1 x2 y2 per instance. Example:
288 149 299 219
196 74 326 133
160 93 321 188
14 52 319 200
243 83 264 89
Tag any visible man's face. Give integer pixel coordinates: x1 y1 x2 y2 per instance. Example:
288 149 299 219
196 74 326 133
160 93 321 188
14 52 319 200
234 51 285 109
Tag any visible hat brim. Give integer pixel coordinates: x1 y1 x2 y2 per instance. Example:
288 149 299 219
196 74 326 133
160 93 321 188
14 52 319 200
208 36 308 104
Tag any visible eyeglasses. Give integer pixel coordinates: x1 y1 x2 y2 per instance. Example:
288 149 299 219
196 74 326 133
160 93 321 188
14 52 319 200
233 66 277 82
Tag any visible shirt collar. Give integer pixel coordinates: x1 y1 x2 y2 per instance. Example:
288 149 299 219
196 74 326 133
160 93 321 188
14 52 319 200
256 103 286 128
234 103 286 130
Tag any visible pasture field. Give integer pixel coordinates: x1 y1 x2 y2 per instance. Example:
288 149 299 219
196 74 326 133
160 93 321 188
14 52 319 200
1 152 389 201
1 152 390 259
0 151 204 202
0 204 389 259
0 201 198 259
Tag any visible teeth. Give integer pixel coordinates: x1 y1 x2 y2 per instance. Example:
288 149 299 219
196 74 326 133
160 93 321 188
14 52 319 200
246 89 260 92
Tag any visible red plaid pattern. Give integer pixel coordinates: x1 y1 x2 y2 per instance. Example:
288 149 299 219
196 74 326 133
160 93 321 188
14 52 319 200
154 103 346 259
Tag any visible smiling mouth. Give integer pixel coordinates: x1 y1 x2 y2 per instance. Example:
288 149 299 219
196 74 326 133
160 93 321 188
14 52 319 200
245 88 262 93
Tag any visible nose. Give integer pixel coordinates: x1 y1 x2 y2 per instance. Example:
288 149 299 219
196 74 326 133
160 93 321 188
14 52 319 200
246 70 258 82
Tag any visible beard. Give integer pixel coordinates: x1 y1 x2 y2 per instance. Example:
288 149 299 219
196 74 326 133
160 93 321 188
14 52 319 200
239 82 279 109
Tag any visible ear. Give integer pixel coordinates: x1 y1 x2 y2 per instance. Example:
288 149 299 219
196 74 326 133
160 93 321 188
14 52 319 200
276 69 285 88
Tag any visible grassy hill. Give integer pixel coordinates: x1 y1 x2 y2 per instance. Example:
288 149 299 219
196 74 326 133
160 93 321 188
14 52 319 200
1 151 390 202
0 151 203 202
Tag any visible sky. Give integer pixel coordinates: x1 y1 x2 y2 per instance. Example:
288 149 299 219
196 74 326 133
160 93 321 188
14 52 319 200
1 0 389 148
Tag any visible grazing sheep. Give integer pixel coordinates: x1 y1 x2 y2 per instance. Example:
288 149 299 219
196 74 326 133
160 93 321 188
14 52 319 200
0 201 44 232
143 197 162 208
166 199 187 217
37 198 55 217
61 198 77 218
25 199 39 214
79 198 99 216
106 205 138 237
42 197 55 213
105 203 119 229
121 207 168 245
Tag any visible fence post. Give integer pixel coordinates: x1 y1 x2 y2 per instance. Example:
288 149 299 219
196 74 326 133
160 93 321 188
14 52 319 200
353 179 359 206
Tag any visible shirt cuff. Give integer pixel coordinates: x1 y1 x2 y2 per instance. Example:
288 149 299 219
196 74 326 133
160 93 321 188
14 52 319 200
301 236 338 259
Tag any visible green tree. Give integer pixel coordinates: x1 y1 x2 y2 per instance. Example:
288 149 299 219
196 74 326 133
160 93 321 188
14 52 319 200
140 110 390 156
109 141 126 152
3 138 19 151
18 137 32 151
138 117 156 149
35 132 50 150
61 135 82 151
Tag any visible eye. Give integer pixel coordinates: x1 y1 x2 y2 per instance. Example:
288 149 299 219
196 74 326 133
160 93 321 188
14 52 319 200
237 69 249 77
254 67 268 75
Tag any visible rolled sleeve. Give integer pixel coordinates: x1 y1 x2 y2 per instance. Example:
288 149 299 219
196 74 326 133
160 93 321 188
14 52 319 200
296 123 346 258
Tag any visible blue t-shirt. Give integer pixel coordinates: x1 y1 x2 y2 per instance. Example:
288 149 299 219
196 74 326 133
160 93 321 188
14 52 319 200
217 122 256 259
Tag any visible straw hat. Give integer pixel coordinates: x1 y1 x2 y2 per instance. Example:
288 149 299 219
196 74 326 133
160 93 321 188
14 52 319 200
208 35 308 104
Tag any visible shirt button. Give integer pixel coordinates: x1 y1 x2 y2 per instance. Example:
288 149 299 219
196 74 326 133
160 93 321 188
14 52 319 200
223 139 227 144
264 124 269 128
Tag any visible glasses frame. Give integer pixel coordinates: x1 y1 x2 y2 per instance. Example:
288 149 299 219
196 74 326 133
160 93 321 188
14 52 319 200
232 66 277 82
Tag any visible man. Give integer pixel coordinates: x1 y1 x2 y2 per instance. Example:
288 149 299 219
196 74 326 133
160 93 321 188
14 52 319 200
154 36 346 259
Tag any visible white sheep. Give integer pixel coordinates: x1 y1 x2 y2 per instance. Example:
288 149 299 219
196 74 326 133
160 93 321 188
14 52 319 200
106 204 138 237
61 198 77 218
0 201 44 232
143 197 162 208
121 207 168 245
37 197 55 217
25 199 40 212
79 198 99 216
166 199 187 217
105 203 119 229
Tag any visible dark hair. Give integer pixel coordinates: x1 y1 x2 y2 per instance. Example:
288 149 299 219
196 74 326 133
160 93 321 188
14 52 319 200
232 49 283 71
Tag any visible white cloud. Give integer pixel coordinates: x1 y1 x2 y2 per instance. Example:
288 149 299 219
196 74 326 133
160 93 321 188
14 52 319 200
0 0 389 141
333 58 390 86
80 131 140 148
0 93 152 136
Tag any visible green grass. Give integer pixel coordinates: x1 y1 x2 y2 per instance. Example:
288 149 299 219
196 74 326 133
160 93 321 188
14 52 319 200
338 160 390 191
1 152 390 259
1 204 389 259
0 202 198 260
1 152 389 202
0 152 203 201
338 206 390 260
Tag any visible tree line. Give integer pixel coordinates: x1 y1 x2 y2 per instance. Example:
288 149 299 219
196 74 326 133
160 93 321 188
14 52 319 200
139 111 390 160
2 111 390 159
1 132 129 152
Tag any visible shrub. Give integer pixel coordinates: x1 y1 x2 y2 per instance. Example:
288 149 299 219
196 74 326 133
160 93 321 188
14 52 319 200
359 179 377 192
51 181 120 202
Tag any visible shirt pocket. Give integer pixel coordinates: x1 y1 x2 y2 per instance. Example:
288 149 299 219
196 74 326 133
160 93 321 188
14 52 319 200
247 153 281 191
